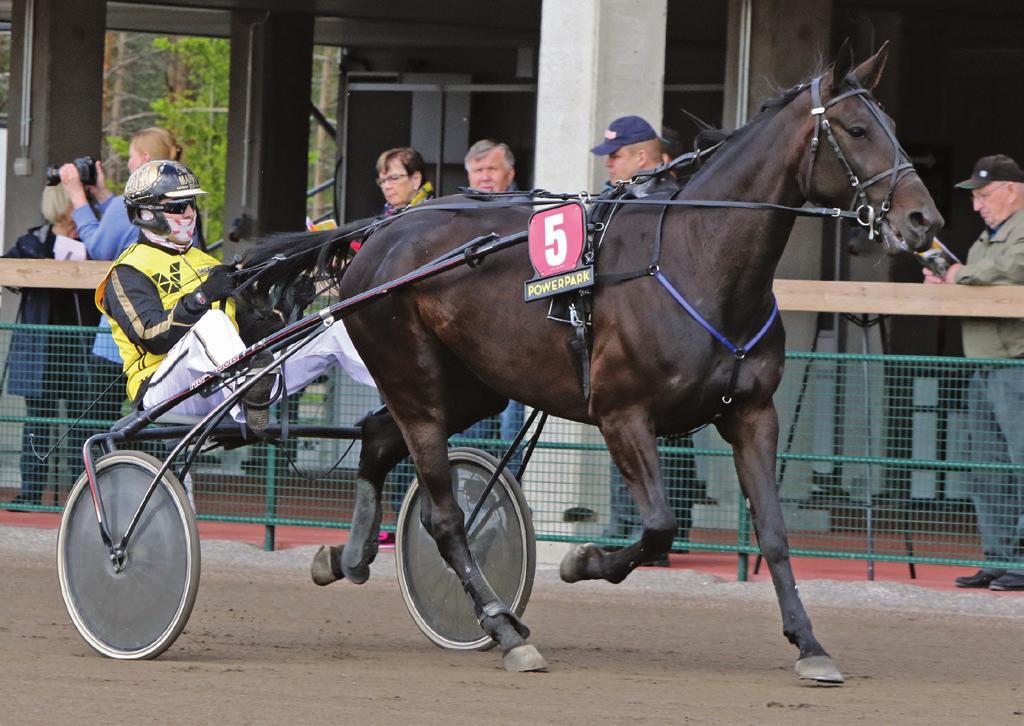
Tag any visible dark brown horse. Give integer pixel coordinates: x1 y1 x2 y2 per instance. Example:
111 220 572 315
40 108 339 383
242 44 941 680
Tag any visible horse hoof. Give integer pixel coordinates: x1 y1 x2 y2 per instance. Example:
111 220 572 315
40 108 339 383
311 545 344 586
795 655 844 685
503 644 548 673
559 543 599 583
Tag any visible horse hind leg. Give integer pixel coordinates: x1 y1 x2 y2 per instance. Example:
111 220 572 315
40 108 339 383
718 403 844 685
311 409 408 586
560 413 676 584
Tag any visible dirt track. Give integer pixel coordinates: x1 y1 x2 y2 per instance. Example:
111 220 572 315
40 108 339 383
2 525 1023 726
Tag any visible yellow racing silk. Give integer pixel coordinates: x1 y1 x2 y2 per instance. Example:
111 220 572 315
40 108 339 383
95 242 237 400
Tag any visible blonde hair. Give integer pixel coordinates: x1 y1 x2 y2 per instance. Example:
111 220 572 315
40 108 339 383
131 127 183 162
40 184 72 225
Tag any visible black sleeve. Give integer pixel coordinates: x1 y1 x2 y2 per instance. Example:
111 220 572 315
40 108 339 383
102 264 211 355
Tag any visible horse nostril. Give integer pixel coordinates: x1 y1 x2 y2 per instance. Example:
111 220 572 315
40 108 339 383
907 209 944 242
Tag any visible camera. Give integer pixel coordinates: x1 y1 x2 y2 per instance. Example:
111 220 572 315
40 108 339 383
45 156 98 187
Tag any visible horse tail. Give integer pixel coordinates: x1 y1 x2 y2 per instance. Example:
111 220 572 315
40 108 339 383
232 216 378 340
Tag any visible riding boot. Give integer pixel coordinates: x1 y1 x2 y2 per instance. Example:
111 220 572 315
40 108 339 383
242 352 275 433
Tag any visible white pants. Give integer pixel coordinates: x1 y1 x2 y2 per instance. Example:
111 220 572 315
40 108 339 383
141 309 375 421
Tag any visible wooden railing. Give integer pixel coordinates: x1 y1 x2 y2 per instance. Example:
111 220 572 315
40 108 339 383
2 259 1024 318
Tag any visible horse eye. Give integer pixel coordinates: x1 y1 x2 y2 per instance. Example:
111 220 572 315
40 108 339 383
848 126 867 138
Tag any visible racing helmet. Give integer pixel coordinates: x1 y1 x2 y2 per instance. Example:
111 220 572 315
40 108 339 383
124 160 207 251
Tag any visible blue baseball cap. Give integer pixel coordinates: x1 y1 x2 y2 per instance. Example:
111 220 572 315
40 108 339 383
591 115 658 155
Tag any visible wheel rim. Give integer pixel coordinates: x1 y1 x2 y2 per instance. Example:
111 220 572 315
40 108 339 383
397 449 532 650
58 454 197 658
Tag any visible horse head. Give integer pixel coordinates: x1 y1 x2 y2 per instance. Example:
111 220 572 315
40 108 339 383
796 41 943 254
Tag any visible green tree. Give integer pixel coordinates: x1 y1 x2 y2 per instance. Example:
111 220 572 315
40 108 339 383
102 34 230 247
150 36 231 246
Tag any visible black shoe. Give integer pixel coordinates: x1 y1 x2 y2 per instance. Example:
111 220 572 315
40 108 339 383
5 494 42 511
641 553 671 567
988 573 1024 591
242 352 275 432
954 570 1000 588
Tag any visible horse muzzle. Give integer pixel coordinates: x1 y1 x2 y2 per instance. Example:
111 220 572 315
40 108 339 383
880 206 944 255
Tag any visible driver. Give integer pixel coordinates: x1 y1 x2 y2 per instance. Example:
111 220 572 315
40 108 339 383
96 160 376 431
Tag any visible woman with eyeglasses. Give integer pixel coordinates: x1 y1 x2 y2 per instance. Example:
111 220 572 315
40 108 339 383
375 147 434 216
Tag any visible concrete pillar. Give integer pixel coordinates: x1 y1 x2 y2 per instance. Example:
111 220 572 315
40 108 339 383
534 0 667 193
223 12 314 255
530 0 666 550
3 0 105 255
698 0 835 521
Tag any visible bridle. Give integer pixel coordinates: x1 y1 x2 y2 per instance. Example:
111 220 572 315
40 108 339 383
800 75 916 243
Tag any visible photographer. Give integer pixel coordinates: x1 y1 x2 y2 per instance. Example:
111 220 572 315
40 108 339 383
61 127 191 262
59 127 193 373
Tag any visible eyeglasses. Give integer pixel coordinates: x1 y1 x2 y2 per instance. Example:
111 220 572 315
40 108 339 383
138 197 197 214
160 197 197 214
375 173 409 187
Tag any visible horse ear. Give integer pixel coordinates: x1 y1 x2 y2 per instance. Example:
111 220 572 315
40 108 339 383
830 38 855 90
849 41 889 91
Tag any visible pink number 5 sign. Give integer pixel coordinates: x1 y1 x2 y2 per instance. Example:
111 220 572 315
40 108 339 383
528 203 586 277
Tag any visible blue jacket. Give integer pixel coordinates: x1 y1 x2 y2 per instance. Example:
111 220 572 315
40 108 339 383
3 226 100 397
72 196 138 262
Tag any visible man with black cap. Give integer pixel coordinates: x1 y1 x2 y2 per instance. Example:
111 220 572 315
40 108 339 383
924 154 1024 591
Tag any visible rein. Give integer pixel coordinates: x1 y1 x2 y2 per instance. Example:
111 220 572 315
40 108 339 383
232 74 913 416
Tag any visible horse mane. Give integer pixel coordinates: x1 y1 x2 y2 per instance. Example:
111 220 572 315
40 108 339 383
703 59 832 150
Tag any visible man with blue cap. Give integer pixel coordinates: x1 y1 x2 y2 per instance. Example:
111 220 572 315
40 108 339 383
592 115 705 565
591 115 664 185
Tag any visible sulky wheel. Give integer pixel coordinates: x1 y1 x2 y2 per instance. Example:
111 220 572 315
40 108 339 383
57 450 200 660
395 446 536 651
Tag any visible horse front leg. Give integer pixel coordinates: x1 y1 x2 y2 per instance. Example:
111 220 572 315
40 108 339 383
560 412 676 584
718 402 844 684
411 422 547 672
311 410 408 586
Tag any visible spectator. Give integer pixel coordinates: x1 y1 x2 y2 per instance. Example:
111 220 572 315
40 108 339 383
376 147 434 216
465 138 518 193
61 127 193 387
591 115 706 565
62 127 195 261
3 186 108 509
461 139 528 472
923 154 1024 591
369 148 436 533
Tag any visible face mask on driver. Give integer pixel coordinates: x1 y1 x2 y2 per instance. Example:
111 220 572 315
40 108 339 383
166 214 197 244
141 213 196 252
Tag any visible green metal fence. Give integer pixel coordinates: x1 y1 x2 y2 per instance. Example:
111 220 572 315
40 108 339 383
2 322 1022 574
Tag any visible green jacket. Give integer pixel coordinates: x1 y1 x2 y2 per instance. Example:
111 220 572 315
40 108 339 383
955 207 1024 358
